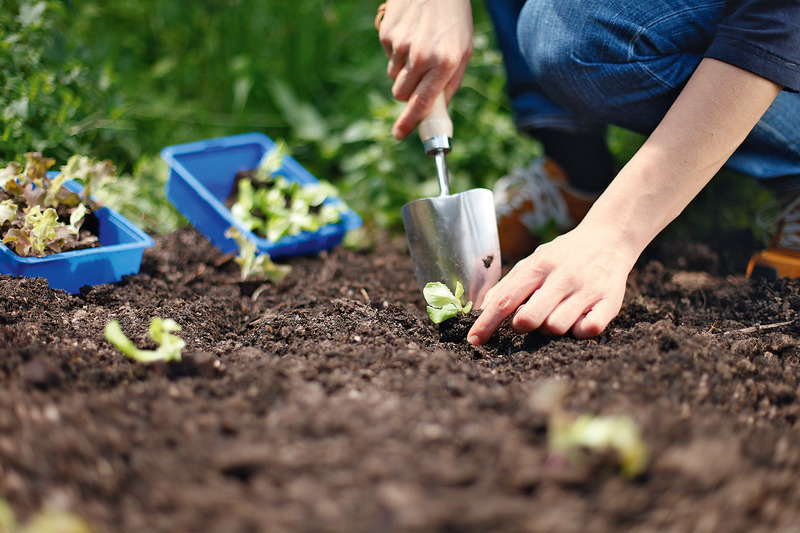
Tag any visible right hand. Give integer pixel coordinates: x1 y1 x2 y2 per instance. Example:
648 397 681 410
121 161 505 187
467 217 639 344
377 0 473 139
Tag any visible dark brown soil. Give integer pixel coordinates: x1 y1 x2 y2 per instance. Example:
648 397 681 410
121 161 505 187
1 225 800 532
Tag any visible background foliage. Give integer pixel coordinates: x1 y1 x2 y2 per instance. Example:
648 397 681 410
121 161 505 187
0 0 773 242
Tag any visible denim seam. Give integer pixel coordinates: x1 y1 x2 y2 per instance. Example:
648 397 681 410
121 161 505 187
567 1 724 91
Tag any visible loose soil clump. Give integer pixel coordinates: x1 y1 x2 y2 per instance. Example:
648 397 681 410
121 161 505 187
1 226 799 532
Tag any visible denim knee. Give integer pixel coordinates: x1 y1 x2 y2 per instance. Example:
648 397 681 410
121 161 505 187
517 0 724 133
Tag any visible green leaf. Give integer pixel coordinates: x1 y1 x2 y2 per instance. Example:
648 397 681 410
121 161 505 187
427 304 459 324
549 413 649 478
26 206 59 254
61 155 116 209
254 141 288 181
147 318 186 362
423 282 459 308
454 281 465 301
0 199 18 226
225 226 292 282
103 320 141 357
104 318 185 364
422 281 474 324
68 203 87 234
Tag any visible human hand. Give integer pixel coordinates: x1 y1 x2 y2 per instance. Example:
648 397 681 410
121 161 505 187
467 222 639 343
377 0 473 139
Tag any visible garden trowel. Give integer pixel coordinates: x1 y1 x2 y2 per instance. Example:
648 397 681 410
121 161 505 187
402 93 501 309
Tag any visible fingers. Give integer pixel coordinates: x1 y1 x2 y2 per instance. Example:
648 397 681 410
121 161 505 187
387 49 407 81
392 82 446 139
466 243 629 345
466 265 543 345
571 299 621 339
390 49 459 139
468 283 619 345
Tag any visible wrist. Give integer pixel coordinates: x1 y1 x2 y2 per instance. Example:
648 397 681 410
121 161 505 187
577 206 650 269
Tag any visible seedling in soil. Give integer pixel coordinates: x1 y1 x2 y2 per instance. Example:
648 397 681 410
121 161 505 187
229 143 346 242
423 281 473 323
0 152 113 257
225 227 292 282
549 412 649 478
104 318 186 363
531 380 649 477
0 497 92 533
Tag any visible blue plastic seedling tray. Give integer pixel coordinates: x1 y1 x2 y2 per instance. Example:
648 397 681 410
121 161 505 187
161 132 362 257
0 178 155 294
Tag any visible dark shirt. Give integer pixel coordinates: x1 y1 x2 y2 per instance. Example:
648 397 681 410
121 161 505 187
705 0 800 91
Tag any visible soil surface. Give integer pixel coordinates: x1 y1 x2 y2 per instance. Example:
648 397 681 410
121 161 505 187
1 225 800 532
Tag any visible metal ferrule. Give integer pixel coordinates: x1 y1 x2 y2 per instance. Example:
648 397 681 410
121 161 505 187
422 135 452 156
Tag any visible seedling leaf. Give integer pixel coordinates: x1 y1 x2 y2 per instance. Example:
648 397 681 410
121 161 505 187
104 318 185 363
424 282 460 308
549 412 649 478
253 141 289 182
229 153 345 242
423 281 473 323
225 227 292 282
427 303 459 323
0 199 18 227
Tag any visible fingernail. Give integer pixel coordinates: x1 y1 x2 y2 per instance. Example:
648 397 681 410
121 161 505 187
468 335 480 345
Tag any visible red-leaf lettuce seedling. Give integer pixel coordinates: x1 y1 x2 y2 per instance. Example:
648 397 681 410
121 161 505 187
0 152 112 256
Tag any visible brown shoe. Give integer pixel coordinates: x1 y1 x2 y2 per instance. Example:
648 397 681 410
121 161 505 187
494 157 597 262
747 195 800 279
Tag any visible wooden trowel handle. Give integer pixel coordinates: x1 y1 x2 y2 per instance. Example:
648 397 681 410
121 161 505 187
418 92 453 143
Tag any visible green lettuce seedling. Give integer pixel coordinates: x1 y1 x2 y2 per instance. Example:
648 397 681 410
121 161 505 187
0 199 18 227
225 227 292 282
229 142 345 242
104 318 186 363
253 141 289 183
0 497 93 533
549 412 649 478
60 154 116 210
423 281 473 323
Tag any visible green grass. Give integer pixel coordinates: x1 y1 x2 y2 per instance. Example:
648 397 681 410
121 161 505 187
0 0 774 242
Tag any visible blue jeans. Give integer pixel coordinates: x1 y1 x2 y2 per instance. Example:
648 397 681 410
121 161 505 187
486 0 800 189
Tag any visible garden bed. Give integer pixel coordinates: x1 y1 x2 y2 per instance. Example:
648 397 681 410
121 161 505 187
1 225 799 532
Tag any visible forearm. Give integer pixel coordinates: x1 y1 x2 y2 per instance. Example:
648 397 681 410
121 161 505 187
583 58 782 257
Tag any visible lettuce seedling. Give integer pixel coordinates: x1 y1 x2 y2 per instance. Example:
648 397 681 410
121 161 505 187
0 199 18 227
0 152 106 257
225 227 291 282
252 141 289 183
549 412 649 478
104 318 186 363
229 142 345 242
423 281 473 323
60 154 116 210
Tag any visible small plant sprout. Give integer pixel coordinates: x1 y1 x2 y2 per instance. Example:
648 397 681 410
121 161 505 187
0 199 17 226
0 497 93 533
423 281 473 323
229 142 346 242
549 412 650 478
225 227 292 282
60 154 116 210
253 141 289 183
0 152 104 257
104 318 186 363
